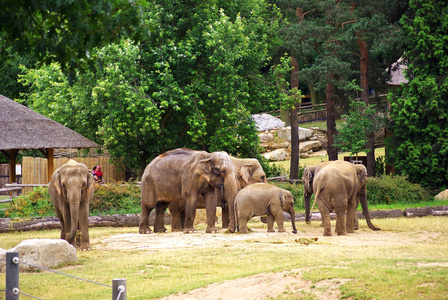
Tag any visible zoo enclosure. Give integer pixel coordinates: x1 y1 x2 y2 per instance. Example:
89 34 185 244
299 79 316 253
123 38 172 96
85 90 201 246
2 252 126 300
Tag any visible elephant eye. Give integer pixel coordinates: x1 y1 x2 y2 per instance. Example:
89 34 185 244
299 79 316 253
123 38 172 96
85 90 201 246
212 167 221 175
260 176 265 181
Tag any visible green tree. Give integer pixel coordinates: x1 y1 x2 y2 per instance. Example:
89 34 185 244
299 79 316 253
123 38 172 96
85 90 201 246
387 0 448 189
335 99 379 160
0 0 147 79
20 2 283 175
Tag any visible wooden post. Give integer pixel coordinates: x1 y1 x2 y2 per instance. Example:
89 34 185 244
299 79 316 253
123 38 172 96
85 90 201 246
47 148 54 183
9 150 18 184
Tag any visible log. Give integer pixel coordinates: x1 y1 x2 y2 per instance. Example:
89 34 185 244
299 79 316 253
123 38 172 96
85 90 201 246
0 212 171 233
404 206 448 218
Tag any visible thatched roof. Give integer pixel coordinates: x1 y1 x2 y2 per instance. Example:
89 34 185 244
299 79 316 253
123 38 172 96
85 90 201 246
388 57 408 86
0 95 98 151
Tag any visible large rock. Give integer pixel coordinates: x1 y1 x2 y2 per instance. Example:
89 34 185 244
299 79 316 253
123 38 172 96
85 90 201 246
252 113 285 131
435 189 448 201
261 148 290 161
0 239 78 272
299 140 323 153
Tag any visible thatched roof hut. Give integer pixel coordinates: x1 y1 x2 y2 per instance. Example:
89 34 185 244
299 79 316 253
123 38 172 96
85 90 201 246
0 94 98 183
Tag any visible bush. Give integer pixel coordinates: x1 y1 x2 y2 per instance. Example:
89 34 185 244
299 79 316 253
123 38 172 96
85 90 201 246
5 182 142 218
366 175 431 205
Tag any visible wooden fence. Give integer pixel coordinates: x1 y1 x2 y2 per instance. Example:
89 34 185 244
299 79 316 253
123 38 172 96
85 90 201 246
21 156 126 193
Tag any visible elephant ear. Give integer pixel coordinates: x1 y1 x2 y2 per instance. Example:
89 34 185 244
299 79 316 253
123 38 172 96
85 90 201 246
356 165 367 187
86 172 95 196
238 164 252 187
53 170 62 195
279 192 285 208
196 158 213 182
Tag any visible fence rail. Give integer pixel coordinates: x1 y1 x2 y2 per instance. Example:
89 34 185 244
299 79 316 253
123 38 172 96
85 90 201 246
2 252 126 300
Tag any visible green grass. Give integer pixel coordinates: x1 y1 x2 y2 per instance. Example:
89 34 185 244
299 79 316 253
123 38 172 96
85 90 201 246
1 218 448 299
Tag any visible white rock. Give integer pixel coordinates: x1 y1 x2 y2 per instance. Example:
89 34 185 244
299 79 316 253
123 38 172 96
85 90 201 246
252 114 285 131
261 148 291 161
299 141 323 153
258 132 275 143
0 239 78 272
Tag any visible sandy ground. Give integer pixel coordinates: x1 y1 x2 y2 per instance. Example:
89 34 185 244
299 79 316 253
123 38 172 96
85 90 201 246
94 220 443 300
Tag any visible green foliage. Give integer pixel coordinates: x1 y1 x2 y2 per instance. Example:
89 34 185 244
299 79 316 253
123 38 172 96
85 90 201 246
335 99 381 157
366 175 431 205
5 183 142 218
5 187 54 218
0 0 147 79
19 2 284 174
90 182 141 215
268 181 304 210
387 0 448 189
375 156 386 177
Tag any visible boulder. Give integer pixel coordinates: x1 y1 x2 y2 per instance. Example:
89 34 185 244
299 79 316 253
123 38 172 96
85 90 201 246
252 113 285 131
261 148 290 161
299 140 323 153
0 239 78 272
435 189 448 201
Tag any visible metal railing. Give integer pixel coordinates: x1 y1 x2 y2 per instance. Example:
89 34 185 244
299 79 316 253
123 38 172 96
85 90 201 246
1 252 126 300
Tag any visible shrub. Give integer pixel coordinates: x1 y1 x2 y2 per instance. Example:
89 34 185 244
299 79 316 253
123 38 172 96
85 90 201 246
5 182 142 218
366 175 431 205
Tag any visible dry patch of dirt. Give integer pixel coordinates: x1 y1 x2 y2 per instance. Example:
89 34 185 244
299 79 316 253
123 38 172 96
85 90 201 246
94 221 441 300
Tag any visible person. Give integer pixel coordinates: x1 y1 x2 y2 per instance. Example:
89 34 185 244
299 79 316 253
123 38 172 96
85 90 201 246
93 166 104 184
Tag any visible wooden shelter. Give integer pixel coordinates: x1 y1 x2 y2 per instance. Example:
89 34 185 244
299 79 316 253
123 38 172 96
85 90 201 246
0 94 98 183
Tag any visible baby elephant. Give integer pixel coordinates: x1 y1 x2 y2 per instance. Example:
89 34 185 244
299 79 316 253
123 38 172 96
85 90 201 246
235 183 297 234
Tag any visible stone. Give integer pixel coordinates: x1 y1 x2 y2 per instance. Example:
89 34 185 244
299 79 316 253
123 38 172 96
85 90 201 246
435 189 448 201
261 149 290 161
252 113 285 131
258 132 275 143
0 239 78 272
299 140 323 153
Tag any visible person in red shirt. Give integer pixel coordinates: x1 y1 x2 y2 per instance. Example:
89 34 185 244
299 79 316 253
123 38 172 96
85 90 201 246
93 166 104 183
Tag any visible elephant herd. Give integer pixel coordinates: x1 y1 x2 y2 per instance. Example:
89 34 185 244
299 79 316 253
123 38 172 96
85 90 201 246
48 150 380 250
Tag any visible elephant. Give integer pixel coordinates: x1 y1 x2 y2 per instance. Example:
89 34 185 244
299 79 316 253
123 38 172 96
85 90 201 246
48 159 95 250
234 183 298 234
168 156 267 232
310 160 381 236
139 148 239 234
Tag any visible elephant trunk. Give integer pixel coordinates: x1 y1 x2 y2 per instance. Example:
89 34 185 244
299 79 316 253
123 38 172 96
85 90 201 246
304 191 312 223
68 193 81 244
290 208 297 234
359 189 381 231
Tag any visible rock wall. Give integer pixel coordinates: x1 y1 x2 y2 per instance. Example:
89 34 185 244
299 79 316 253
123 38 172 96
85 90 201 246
253 113 328 161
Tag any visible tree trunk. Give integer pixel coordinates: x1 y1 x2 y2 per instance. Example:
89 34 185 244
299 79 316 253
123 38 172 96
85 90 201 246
357 37 375 177
289 56 300 180
326 79 338 161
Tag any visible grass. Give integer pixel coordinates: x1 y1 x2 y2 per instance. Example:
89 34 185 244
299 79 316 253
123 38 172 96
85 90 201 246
1 218 448 299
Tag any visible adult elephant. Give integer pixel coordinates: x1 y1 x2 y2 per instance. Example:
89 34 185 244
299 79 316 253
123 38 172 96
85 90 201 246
310 160 380 236
168 156 267 232
48 160 95 250
235 183 297 234
302 161 333 223
139 149 239 234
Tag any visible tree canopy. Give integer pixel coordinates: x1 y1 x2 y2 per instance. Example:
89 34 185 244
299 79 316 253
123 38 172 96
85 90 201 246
18 1 283 174
387 0 448 189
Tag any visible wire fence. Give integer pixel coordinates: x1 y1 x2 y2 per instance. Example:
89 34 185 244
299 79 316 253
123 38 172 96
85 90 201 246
1 252 126 300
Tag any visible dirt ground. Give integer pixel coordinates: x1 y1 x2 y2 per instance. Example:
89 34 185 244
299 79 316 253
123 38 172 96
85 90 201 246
94 218 444 300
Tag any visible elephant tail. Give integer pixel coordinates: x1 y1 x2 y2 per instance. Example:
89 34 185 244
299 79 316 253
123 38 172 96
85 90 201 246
360 195 381 231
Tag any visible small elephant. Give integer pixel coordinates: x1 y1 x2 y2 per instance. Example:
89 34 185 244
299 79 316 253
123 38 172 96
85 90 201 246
312 160 381 236
48 160 95 250
140 148 239 234
235 183 297 234
168 156 267 232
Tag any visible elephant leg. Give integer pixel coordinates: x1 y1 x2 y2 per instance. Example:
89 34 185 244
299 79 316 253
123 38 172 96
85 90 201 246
169 201 183 232
346 197 357 234
333 200 348 236
78 200 91 250
204 190 218 233
139 201 154 234
154 202 168 233
183 195 198 233
271 206 285 232
238 215 249 233
317 201 332 236
266 214 275 232
354 213 359 230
